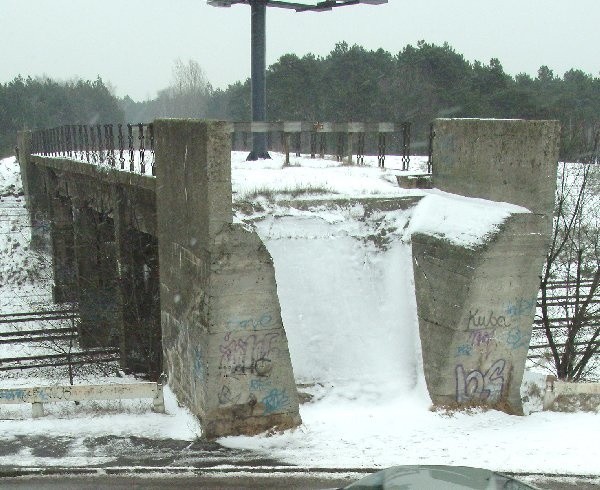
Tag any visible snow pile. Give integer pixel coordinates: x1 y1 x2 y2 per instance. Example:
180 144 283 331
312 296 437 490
404 189 529 247
0 156 22 197
222 390 600 474
0 157 53 312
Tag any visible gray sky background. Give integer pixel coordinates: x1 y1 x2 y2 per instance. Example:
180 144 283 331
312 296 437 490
2 0 599 101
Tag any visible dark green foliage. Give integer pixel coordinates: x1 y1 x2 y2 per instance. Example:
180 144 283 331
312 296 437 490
202 41 600 158
0 76 124 158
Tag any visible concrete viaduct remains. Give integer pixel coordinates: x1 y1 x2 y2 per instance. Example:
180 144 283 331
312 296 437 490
16 118 559 436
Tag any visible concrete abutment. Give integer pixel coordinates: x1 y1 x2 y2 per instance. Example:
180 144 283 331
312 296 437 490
154 120 301 438
413 118 560 413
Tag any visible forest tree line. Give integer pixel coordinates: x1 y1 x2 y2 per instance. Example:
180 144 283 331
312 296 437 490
0 76 123 157
2 41 599 159
124 42 600 160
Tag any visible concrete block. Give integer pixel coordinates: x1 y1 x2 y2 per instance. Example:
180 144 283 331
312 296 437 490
414 119 559 414
432 118 559 222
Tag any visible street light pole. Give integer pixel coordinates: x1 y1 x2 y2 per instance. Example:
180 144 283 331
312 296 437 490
249 0 269 160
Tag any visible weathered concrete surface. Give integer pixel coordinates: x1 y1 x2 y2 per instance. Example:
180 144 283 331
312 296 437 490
432 118 560 230
17 146 161 375
413 214 548 412
16 131 51 250
155 119 300 438
414 119 559 413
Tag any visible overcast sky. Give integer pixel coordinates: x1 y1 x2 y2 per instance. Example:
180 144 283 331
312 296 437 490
2 0 599 101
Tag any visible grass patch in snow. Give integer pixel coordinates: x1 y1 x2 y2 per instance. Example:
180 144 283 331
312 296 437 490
240 184 335 201
429 399 519 417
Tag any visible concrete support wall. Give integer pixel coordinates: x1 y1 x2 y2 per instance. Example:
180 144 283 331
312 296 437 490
113 187 161 379
16 131 51 250
413 119 560 413
43 168 78 303
71 199 119 348
155 119 300 438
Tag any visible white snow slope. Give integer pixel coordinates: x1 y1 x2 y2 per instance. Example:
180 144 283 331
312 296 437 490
0 153 598 475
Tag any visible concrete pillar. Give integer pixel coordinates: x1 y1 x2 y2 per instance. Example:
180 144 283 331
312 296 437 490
155 119 300 438
413 119 560 414
114 188 162 379
113 189 131 371
17 131 51 251
43 168 77 303
72 199 119 348
432 118 560 234
50 196 77 303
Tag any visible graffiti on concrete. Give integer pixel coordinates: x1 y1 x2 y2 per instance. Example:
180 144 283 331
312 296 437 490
218 385 241 406
262 388 289 415
250 378 272 392
506 327 528 350
0 389 29 402
226 312 274 331
455 343 472 357
219 331 279 376
455 359 506 403
504 298 536 318
469 329 495 347
468 310 511 329
193 347 204 380
455 328 497 358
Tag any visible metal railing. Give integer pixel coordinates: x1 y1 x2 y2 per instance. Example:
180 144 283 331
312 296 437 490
229 121 417 170
31 123 155 176
529 280 599 363
29 120 432 174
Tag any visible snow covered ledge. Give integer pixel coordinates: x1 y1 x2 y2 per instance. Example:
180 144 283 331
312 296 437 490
412 118 559 414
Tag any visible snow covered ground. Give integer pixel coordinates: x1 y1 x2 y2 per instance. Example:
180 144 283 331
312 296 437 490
0 153 598 475
224 152 599 475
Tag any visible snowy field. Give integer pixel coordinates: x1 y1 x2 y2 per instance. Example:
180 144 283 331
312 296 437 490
0 153 598 475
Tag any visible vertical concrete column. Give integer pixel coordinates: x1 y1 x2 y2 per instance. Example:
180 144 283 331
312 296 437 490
113 187 162 379
50 198 77 303
113 188 135 371
43 168 77 303
432 118 560 234
413 119 560 414
72 198 119 348
155 119 300 438
17 131 51 250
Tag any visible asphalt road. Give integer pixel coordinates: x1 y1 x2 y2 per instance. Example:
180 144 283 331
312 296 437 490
1 472 600 489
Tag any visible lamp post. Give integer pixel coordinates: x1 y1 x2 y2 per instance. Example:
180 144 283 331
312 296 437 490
208 0 387 161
